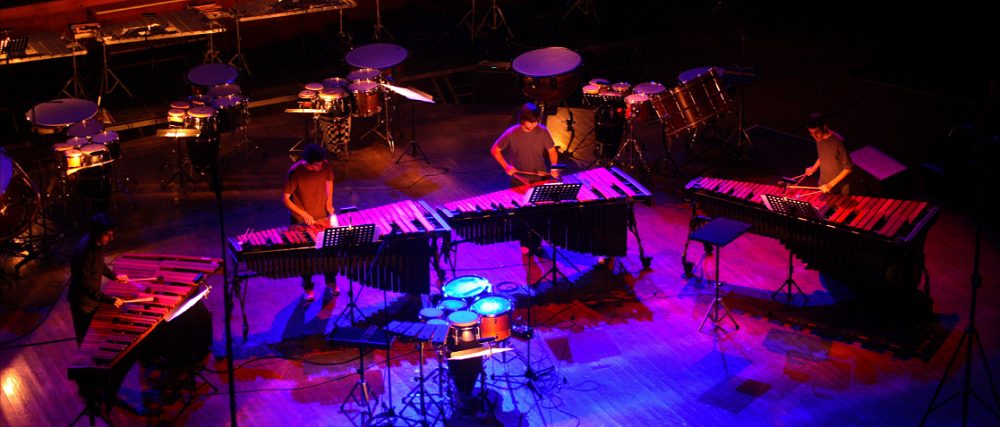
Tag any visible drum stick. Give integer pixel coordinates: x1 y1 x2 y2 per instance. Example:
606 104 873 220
788 185 820 190
131 275 165 282
121 297 155 304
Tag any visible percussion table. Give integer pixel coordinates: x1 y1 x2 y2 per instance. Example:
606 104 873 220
0 32 87 65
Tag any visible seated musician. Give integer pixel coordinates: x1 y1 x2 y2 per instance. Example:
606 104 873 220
282 143 340 302
69 213 126 346
490 103 560 262
804 113 853 194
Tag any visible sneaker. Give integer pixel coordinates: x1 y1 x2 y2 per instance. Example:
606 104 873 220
304 290 315 302
330 285 341 296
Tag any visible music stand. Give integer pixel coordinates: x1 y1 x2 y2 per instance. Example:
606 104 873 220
688 217 751 333
762 194 821 308
323 224 377 325
328 325 392 417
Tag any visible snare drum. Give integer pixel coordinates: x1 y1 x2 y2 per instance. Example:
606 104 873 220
470 295 513 341
168 108 187 128
347 68 381 82
633 82 665 123
79 144 111 166
348 81 381 118
442 275 491 302
612 82 631 96
512 47 583 104
323 77 349 88
436 297 469 315
625 93 649 121
419 307 445 321
67 120 104 139
317 87 350 117
212 95 247 133
298 90 317 109
91 130 120 160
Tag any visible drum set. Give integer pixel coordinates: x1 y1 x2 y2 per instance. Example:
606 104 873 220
288 43 409 159
161 63 255 188
26 98 134 212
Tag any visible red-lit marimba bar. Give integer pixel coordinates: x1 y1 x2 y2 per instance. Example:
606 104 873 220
685 176 939 292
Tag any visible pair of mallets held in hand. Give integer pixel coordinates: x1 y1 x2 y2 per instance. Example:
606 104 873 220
118 275 166 304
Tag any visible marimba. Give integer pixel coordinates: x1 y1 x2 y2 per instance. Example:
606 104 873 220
232 0 358 22
67 254 222 406
437 167 653 258
685 177 939 292
229 200 450 294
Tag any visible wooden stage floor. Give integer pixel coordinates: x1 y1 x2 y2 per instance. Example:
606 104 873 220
1 99 999 427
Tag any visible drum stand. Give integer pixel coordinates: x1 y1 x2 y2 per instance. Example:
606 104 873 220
161 135 198 192
96 39 133 105
224 113 265 163
477 0 512 39
771 249 808 308
612 116 651 181
58 42 89 99
400 342 446 426
454 0 485 42
358 90 395 152
563 0 599 24
372 0 394 43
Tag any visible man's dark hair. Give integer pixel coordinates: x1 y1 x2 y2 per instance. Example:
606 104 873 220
518 103 541 125
807 113 826 129
89 213 116 237
302 143 326 164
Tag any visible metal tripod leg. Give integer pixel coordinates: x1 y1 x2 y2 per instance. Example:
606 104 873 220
340 347 375 415
698 246 739 333
771 249 808 308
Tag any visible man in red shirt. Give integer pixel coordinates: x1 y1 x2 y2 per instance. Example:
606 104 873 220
282 144 340 301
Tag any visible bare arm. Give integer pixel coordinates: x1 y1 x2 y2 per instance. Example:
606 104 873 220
491 141 516 175
325 180 334 215
547 147 559 177
806 159 821 176
820 169 852 193
283 192 314 225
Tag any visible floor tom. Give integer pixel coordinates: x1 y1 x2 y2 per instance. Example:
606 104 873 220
317 87 350 117
470 295 513 341
212 95 248 133
348 81 381 118
91 130 121 160
185 106 218 140
79 144 111 167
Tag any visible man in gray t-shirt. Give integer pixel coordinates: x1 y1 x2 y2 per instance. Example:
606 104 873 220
491 103 559 188
805 114 853 194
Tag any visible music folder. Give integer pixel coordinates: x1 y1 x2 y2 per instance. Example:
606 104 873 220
314 223 377 249
762 194 825 222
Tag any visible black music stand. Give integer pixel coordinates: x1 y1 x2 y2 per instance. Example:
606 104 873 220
325 224 377 326
529 181 582 288
762 194 821 308
69 395 115 427
688 217 751 333
328 325 392 418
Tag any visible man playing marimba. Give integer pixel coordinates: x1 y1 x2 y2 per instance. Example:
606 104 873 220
283 143 340 302
69 213 126 346
805 113 853 194
490 103 560 263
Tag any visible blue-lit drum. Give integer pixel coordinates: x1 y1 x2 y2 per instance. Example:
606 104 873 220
441 275 491 302
470 295 513 341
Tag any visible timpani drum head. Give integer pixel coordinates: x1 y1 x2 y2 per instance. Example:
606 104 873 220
207 83 241 99
67 120 104 138
679 67 725 84
511 47 582 78
26 99 99 127
442 275 491 300
345 43 409 70
187 63 239 87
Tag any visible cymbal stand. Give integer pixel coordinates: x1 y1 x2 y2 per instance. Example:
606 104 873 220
563 0 599 24
58 41 88 99
161 134 197 192
612 113 651 181
358 88 395 152
476 0 512 39
716 1 753 162
396 99 429 164
453 0 484 42
372 0 393 43
96 37 133 105
226 11 250 75
771 249 808 308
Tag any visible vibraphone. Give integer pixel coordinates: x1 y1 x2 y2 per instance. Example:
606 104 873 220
437 167 653 259
685 176 940 292
67 254 222 407
229 200 451 294
232 0 358 22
